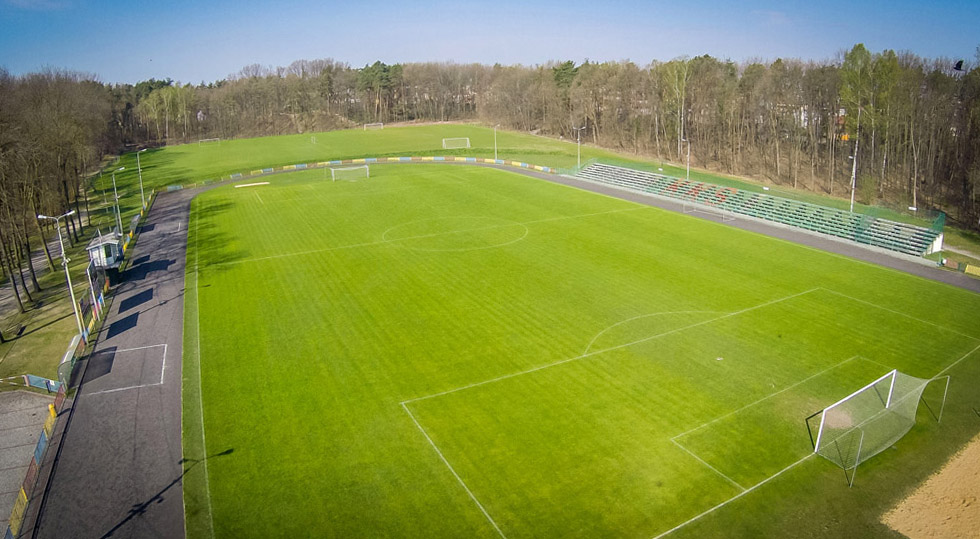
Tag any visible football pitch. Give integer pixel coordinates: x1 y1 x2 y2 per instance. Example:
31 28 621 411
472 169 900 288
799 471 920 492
182 163 980 537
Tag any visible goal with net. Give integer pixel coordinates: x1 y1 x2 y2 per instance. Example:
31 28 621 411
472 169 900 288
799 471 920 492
682 190 735 222
442 137 470 149
364 123 384 130
198 138 221 146
805 369 949 486
330 165 369 182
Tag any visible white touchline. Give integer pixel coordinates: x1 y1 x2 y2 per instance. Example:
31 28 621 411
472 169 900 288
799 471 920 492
194 207 216 538
820 287 980 342
401 403 507 538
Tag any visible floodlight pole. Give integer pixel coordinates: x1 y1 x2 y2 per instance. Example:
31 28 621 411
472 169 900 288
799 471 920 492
573 126 586 169
682 138 691 181
848 106 862 213
38 211 85 336
137 149 147 210
111 166 125 233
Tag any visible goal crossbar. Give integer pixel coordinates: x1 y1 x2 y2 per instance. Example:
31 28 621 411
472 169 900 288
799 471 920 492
364 123 384 130
442 137 470 149
812 369 896 452
330 165 369 181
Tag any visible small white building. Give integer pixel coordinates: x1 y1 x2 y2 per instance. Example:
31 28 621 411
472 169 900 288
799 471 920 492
86 229 123 269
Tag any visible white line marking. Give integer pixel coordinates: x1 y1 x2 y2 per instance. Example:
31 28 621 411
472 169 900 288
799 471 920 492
160 343 168 385
87 382 163 396
671 356 863 441
90 343 167 355
84 343 169 393
819 287 980 341
403 288 820 405
193 204 216 538
936 342 980 377
584 311 729 355
401 403 507 538
233 182 269 188
670 439 745 492
651 455 813 539
254 192 264 205
208 207 643 268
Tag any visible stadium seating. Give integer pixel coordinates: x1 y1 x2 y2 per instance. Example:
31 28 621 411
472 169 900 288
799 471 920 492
572 163 940 257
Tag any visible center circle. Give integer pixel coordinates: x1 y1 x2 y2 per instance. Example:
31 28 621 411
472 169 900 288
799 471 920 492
382 216 528 252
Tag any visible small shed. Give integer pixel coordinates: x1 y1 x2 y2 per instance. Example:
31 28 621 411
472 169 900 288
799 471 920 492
86 229 123 269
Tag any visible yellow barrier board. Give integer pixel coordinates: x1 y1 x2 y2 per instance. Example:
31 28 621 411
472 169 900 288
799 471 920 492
9 488 28 534
283 165 296 170
251 170 263 176
352 158 366 164
965 264 980 277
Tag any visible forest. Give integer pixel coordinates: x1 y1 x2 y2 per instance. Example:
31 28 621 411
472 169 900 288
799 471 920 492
2 45 980 311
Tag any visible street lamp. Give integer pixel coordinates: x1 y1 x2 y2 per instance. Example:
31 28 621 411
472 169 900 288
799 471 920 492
136 149 147 210
111 166 125 233
493 124 500 161
572 126 587 169
682 138 691 181
37 211 84 336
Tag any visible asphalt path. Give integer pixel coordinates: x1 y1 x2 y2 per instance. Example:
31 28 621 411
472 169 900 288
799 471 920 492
31 189 194 539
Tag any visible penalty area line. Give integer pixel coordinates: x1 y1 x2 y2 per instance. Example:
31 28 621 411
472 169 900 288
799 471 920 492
401 402 507 538
669 438 745 492
651 454 813 539
403 288 820 406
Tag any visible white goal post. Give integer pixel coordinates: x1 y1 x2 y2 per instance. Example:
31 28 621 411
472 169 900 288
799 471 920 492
363 123 384 130
198 137 221 146
330 165 369 182
805 369 949 486
442 137 470 149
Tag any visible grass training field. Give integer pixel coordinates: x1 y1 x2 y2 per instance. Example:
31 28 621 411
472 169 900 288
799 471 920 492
181 161 980 537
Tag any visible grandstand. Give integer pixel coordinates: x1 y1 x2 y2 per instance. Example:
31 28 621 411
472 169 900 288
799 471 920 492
572 163 943 257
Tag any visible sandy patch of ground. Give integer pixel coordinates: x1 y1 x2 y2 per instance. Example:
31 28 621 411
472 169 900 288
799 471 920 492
882 433 980 538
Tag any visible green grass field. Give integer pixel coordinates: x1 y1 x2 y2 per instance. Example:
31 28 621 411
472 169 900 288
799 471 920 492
182 163 980 537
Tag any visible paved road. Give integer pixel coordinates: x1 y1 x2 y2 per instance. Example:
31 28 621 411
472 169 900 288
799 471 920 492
30 190 193 539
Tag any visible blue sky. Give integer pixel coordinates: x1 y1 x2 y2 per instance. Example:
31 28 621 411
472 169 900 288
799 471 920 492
1 0 977 84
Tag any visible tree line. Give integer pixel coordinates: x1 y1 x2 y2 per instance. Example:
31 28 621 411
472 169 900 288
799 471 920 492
124 45 979 227
1 45 979 317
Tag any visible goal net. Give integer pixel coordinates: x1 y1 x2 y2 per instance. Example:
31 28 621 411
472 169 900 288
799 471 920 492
330 165 369 182
442 137 470 149
806 370 948 486
198 138 221 146
682 195 735 222
364 123 384 130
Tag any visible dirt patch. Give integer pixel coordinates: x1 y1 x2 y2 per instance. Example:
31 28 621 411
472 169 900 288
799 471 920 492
882 433 980 538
